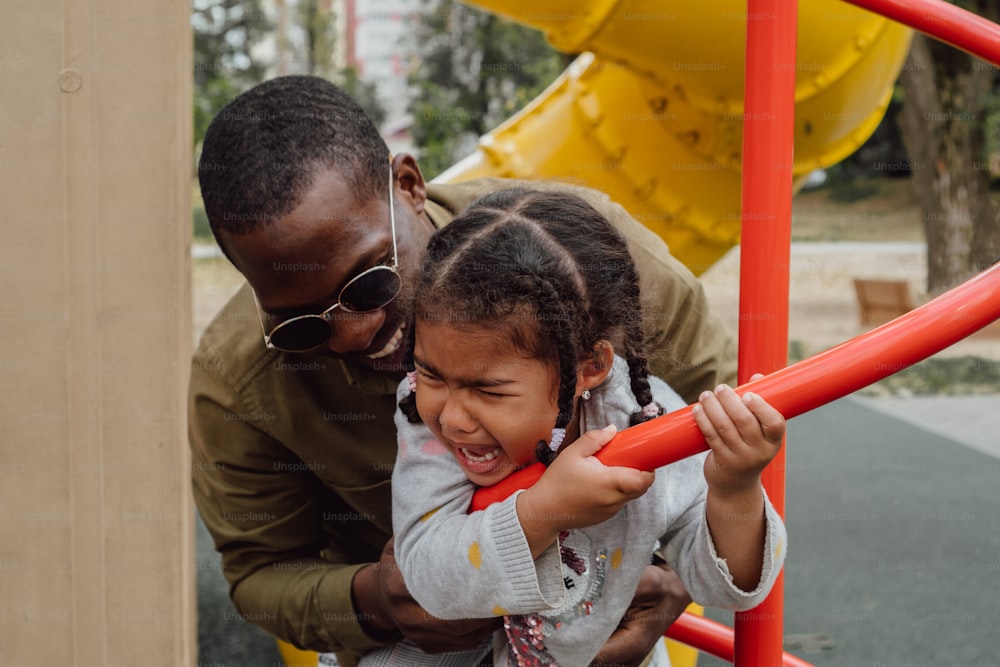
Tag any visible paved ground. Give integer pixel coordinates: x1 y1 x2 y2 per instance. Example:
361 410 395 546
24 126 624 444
699 395 1000 667
196 515 284 665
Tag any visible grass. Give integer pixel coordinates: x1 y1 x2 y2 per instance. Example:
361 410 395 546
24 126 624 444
786 345 1000 396
193 181 212 241
791 177 924 242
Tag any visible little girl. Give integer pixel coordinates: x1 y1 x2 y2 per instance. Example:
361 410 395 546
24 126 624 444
362 188 786 666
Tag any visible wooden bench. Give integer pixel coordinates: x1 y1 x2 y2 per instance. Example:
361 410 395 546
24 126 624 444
853 278 915 326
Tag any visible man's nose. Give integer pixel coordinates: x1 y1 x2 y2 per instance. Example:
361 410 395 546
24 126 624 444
325 308 387 355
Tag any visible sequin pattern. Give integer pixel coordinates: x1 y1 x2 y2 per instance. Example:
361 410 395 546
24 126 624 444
503 531 609 666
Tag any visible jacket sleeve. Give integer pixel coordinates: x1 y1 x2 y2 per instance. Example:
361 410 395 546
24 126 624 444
390 400 568 620
189 348 384 655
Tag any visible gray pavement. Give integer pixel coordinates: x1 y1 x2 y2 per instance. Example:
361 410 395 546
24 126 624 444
196 394 1000 666
196 514 284 666
701 395 1000 667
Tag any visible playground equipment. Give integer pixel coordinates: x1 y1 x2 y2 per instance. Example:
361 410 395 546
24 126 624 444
437 0 913 275
278 0 1000 664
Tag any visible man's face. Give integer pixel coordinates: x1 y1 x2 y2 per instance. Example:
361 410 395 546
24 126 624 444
220 165 432 373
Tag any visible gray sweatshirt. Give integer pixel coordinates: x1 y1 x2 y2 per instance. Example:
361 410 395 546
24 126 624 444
370 357 786 667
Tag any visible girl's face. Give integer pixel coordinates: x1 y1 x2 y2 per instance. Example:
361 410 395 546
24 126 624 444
412 320 561 487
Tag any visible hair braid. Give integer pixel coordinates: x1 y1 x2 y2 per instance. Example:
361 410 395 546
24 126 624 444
531 277 583 465
398 325 421 424
621 262 663 425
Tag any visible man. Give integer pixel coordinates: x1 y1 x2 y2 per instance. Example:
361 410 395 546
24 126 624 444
191 75 737 666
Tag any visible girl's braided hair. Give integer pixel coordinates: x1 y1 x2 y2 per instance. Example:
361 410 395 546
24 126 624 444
399 188 664 456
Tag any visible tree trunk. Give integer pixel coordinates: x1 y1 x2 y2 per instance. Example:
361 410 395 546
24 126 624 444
897 31 1000 295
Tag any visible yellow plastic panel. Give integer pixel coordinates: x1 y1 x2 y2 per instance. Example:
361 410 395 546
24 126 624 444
441 0 913 274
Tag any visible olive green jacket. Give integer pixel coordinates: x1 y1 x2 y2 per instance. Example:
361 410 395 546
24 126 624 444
189 178 737 665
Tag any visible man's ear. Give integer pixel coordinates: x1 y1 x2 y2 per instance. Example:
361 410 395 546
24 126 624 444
577 340 615 396
392 153 427 215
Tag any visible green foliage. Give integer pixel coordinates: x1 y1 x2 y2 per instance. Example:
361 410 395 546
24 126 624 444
788 340 807 364
339 66 386 130
824 164 882 204
193 202 212 241
983 79 1000 177
192 0 271 150
857 356 1000 396
406 0 566 178
789 343 1000 396
294 1 386 127
298 0 337 77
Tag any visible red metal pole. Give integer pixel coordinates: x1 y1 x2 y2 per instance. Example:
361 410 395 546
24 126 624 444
667 613 816 667
736 1 797 663
845 0 1000 66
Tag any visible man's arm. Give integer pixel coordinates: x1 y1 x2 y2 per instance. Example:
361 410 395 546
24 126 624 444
192 345 502 657
590 562 693 667
190 355 387 654
352 538 501 652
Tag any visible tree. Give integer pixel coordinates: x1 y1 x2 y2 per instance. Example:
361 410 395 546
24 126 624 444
896 1 1000 294
406 0 567 178
192 0 272 151
297 0 336 78
294 0 385 127
339 66 386 130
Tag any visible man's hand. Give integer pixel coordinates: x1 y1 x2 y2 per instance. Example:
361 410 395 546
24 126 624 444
590 562 692 667
353 537 500 653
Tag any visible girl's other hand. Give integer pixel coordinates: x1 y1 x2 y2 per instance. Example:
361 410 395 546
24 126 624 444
692 374 784 496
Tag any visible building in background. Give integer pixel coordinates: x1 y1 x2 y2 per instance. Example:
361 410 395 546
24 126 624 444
349 1 425 125
259 0 428 152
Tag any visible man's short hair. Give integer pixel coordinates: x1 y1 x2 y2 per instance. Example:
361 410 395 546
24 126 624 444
198 75 389 241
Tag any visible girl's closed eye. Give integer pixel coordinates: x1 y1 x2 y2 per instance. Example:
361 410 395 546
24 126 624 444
415 367 442 384
476 388 508 399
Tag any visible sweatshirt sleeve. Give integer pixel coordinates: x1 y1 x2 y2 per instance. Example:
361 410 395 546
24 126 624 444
391 391 567 620
657 454 786 611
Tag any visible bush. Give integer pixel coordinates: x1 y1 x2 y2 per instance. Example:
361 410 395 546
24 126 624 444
193 203 212 241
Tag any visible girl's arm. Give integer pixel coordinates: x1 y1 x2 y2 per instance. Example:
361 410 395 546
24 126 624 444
391 413 569 620
516 424 655 558
692 381 785 591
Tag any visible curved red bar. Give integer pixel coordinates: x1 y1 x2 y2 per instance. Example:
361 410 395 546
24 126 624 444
846 0 1000 65
665 613 815 667
470 261 1000 512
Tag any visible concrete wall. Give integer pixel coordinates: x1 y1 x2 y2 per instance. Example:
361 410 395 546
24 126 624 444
0 0 195 663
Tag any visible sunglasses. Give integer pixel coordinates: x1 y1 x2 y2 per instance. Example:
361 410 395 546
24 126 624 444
252 164 402 353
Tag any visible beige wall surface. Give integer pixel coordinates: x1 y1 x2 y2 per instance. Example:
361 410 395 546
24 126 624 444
0 0 195 664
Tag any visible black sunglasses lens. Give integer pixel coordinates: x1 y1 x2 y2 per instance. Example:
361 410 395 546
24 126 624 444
269 317 332 352
339 268 401 312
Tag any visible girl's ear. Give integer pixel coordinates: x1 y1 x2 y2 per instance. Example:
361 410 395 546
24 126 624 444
576 340 615 397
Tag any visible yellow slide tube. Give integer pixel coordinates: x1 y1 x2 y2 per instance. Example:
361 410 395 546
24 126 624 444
438 0 913 274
